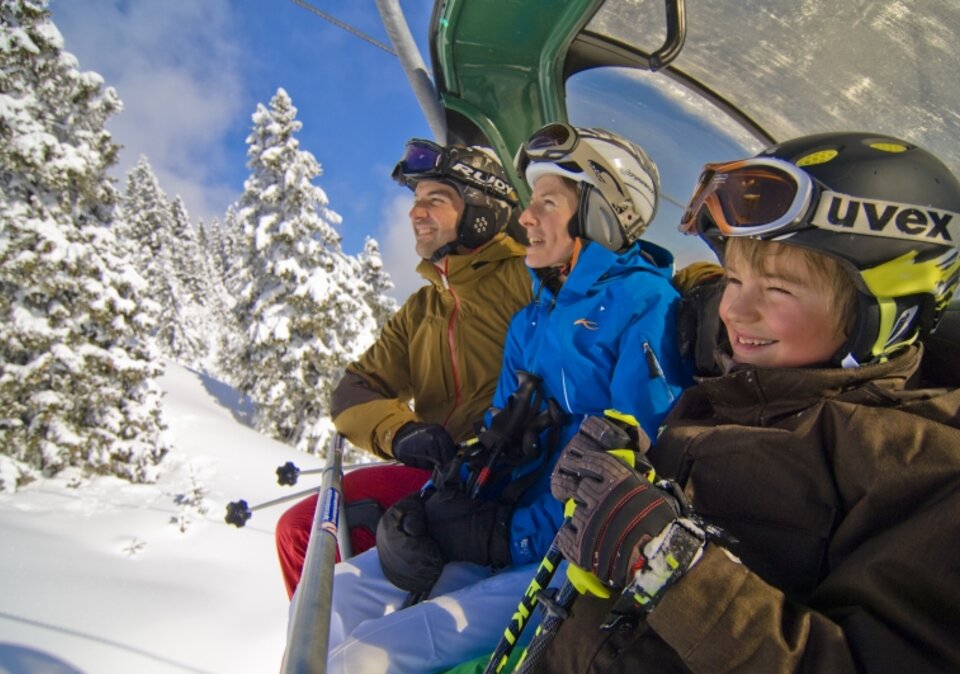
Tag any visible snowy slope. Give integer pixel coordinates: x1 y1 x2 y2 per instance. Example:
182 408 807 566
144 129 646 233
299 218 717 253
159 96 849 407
0 361 326 674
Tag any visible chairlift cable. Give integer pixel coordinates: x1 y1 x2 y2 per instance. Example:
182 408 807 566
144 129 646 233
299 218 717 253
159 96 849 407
661 192 685 210
289 0 397 56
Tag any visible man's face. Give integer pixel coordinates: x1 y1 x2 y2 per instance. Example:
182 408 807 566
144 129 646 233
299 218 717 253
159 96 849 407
719 245 846 368
410 180 464 260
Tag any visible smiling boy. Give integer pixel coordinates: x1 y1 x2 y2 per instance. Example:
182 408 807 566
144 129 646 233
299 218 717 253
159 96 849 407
719 237 857 368
533 132 960 673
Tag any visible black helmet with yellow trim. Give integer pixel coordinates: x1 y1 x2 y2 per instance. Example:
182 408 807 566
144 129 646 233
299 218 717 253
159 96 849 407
680 131 960 366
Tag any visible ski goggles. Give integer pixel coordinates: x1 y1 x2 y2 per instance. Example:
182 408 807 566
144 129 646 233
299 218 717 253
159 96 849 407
516 123 636 226
679 157 816 237
392 139 518 204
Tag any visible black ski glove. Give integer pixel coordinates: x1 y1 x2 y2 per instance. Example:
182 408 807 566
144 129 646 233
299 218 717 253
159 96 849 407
423 488 512 568
392 423 458 469
551 415 703 598
376 493 444 594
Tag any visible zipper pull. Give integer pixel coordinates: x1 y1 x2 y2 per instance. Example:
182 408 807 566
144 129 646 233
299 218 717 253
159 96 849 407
437 259 450 290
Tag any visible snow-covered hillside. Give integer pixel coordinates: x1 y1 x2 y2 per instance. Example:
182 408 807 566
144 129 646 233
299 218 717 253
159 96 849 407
0 361 326 674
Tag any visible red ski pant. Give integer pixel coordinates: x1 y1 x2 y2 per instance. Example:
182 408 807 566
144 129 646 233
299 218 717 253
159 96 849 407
274 463 431 598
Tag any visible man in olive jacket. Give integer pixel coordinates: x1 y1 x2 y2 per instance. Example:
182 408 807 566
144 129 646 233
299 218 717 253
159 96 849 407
274 140 531 597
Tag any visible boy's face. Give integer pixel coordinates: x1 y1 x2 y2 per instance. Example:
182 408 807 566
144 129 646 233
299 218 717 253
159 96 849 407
719 246 847 368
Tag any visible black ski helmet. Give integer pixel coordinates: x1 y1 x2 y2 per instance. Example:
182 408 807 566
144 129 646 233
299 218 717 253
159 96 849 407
392 140 518 261
683 131 960 365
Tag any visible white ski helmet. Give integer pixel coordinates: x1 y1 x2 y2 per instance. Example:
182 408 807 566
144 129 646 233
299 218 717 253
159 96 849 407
515 124 660 251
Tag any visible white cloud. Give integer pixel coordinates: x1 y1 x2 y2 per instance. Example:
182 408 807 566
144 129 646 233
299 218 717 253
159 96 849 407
378 194 425 302
51 0 248 224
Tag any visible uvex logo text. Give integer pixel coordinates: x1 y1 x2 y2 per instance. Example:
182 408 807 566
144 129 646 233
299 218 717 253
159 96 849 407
811 190 959 243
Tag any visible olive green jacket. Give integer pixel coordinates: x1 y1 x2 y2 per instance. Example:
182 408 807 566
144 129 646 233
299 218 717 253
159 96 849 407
331 233 532 459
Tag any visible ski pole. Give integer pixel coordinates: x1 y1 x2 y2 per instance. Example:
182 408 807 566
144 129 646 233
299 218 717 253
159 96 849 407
225 459 329 526
276 460 326 486
513 579 579 674
224 486 322 527
482 532 565 674
281 432 346 674
468 371 542 498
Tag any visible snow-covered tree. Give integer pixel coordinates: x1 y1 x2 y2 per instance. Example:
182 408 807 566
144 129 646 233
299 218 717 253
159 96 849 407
169 196 208 307
232 88 377 453
199 217 224 287
119 157 207 368
219 205 248 300
0 0 168 490
118 157 168 266
357 236 398 329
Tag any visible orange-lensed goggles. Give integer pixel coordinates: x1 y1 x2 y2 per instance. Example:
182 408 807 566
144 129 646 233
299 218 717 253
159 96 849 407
679 158 815 237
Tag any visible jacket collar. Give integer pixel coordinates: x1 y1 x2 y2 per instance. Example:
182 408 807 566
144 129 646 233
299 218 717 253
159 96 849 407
530 239 675 302
416 233 526 288
695 345 924 425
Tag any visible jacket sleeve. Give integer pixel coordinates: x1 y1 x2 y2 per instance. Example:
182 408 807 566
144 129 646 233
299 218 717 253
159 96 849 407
649 453 960 673
331 299 418 459
648 545 859 673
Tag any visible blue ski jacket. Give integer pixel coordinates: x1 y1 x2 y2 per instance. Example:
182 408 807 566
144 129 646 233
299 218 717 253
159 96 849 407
490 239 691 565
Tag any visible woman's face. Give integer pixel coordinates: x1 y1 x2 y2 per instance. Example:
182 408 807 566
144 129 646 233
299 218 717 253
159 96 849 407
519 174 578 268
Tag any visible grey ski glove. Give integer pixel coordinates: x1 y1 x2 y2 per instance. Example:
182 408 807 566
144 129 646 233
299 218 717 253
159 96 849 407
551 414 707 612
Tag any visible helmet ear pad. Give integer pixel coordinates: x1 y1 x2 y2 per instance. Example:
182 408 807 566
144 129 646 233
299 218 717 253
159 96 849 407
834 291 933 365
458 185 511 249
571 183 626 252
835 292 879 365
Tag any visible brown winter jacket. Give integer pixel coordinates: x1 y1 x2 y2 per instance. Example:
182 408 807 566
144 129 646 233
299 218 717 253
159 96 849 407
331 233 532 459
538 342 960 673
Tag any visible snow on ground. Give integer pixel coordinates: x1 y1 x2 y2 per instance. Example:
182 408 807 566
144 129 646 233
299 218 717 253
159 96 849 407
0 361 327 674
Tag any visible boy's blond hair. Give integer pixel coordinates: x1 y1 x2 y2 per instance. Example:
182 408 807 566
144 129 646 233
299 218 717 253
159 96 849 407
724 238 857 338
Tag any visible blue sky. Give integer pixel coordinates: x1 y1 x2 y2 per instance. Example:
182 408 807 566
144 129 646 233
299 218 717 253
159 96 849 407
51 0 435 297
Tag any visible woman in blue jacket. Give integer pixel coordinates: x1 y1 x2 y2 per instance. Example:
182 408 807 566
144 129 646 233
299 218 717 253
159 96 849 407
327 125 689 673
498 129 688 563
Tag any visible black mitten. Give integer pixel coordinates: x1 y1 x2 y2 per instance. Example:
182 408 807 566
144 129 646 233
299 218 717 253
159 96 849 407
423 488 512 568
376 494 444 593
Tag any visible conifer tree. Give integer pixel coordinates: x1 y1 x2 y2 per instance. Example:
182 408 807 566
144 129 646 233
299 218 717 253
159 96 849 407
219 205 248 302
357 236 399 329
233 88 377 453
169 196 208 308
119 158 207 368
0 0 168 489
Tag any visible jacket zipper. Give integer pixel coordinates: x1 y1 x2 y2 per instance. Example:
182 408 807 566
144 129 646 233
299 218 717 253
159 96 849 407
643 340 676 403
439 263 462 427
